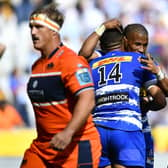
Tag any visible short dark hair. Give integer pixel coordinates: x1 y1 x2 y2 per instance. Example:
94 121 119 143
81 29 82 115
30 3 64 28
124 23 148 38
100 26 124 51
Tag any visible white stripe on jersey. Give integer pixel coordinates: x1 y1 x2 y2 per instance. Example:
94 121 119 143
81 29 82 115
31 72 61 77
94 116 142 129
33 100 67 106
96 84 139 96
93 110 141 117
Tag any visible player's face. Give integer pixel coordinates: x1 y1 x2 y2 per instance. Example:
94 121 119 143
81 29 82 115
29 22 53 51
125 32 148 54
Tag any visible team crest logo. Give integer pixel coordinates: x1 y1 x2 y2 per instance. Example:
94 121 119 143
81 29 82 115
76 68 92 85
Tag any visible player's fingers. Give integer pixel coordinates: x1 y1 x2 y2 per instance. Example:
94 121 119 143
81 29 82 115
116 23 123 33
146 53 153 60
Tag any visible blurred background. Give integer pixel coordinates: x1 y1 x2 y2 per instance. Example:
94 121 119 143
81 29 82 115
0 0 168 167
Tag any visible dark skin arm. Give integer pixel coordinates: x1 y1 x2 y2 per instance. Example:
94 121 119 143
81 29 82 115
147 85 166 111
78 19 122 61
138 53 167 113
79 32 100 60
139 53 168 96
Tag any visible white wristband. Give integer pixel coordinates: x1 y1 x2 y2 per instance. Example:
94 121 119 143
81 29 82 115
95 24 106 36
157 68 165 80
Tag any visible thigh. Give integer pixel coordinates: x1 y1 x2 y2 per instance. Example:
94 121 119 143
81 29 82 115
108 130 146 167
96 126 112 168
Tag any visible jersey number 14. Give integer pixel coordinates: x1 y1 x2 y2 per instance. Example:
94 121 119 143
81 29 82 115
98 63 122 86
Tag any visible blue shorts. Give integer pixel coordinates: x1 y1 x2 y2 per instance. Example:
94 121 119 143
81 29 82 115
96 126 145 167
144 131 154 168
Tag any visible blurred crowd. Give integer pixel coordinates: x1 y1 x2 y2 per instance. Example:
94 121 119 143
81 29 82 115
0 0 168 128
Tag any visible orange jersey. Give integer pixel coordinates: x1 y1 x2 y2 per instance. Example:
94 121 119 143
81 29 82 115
26 44 101 161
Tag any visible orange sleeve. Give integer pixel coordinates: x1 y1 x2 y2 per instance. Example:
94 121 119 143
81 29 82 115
60 50 94 95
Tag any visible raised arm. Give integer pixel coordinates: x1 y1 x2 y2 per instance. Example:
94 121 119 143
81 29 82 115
78 32 100 60
78 19 122 61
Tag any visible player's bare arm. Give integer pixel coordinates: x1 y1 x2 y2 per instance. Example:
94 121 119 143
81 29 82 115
79 19 122 61
49 89 95 151
139 53 168 96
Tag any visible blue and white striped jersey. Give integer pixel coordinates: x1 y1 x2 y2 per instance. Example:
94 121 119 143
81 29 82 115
89 50 157 131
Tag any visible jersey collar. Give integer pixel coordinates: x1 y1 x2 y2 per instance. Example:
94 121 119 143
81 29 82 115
48 42 63 59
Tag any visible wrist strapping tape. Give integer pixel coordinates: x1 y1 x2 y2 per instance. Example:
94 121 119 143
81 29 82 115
95 24 106 36
157 67 165 80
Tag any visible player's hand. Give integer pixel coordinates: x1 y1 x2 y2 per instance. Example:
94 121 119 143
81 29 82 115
103 19 122 33
49 130 73 151
138 53 159 74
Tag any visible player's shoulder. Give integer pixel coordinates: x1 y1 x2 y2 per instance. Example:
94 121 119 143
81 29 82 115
59 45 90 69
60 45 78 58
